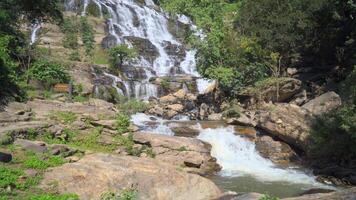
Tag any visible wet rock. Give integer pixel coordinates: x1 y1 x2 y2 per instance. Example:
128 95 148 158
235 127 257 139
208 113 223 121
199 103 210 120
124 36 159 64
14 139 48 154
40 153 222 200
101 35 117 49
302 92 341 115
255 136 299 165
282 187 356 200
159 94 178 104
133 132 221 174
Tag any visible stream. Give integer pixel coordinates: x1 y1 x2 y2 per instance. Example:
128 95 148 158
131 113 331 198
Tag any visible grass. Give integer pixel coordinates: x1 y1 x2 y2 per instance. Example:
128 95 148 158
50 111 77 124
92 46 109 65
259 194 280 200
0 145 76 200
116 114 130 134
100 187 138 200
23 152 66 170
117 99 149 115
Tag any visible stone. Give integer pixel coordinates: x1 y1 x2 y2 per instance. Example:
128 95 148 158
159 94 177 104
173 89 186 99
186 93 197 101
0 121 48 137
199 103 210 120
255 136 299 165
302 92 342 115
14 139 48 154
72 120 87 130
208 113 223 121
235 127 257 139
287 68 298 76
282 187 356 200
226 113 256 127
4 102 31 115
91 120 117 130
165 110 178 119
257 104 313 152
65 156 80 163
0 152 12 163
167 104 184 112
133 132 220 174
40 154 222 200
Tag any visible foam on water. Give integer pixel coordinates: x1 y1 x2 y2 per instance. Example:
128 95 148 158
197 126 324 186
131 113 174 136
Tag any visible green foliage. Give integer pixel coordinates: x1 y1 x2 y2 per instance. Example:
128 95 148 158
108 44 137 70
27 193 79 200
117 99 149 115
259 194 280 200
92 46 110 65
23 152 66 170
204 67 239 91
100 188 138 200
0 166 22 188
61 17 79 49
160 78 170 91
86 2 101 17
116 113 131 134
80 17 95 56
28 59 70 88
50 111 77 124
310 104 356 159
222 104 241 118
69 51 81 61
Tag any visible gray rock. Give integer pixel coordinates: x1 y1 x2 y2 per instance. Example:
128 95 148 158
302 92 342 115
14 139 48 153
0 152 12 163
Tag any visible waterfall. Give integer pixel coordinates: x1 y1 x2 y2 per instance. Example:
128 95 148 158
30 23 41 45
131 113 174 135
80 0 212 99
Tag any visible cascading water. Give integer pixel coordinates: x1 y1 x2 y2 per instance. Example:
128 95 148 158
130 114 331 197
80 0 213 99
30 23 41 45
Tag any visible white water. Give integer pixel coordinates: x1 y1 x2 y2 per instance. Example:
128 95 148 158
197 126 324 186
131 113 174 136
79 0 211 99
30 23 41 45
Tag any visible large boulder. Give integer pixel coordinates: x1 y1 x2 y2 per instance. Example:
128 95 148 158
241 78 302 105
40 153 222 200
133 132 221 174
255 136 299 165
257 103 313 152
68 63 94 95
302 92 342 115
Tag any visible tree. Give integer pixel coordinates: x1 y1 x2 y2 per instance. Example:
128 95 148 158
108 44 137 70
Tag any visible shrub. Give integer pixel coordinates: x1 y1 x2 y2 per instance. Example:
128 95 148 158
116 113 130 134
28 59 70 89
117 99 149 115
259 195 280 200
80 17 95 56
69 51 81 61
108 44 137 70
61 17 79 49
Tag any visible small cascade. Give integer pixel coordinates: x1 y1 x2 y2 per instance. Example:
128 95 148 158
197 126 324 185
131 113 174 135
30 23 41 45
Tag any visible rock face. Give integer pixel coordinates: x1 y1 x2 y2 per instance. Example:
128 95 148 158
68 63 94 95
133 132 221 174
40 153 222 200
302 92 342 115
257 103 313 152
282 187 356 200
255 136 299 165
